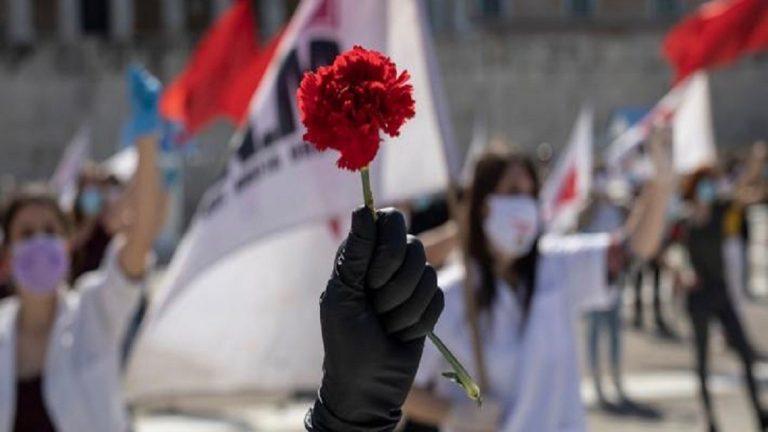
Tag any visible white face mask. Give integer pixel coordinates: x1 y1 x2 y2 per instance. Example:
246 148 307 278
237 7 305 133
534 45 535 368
483 195 540 259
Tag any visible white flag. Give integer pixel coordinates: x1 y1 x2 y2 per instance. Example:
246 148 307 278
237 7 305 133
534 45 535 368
50 126 91 211
540 107 593 233
126 0 456 401
605 82 687 169
673 72 717 173
605 72 716 176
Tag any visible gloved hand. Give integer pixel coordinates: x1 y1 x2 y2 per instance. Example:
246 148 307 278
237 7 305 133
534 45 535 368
306 207 444 432
127 65 162 140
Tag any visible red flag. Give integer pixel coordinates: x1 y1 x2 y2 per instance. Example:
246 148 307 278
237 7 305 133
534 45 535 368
161 0 282 136
663 0 768 83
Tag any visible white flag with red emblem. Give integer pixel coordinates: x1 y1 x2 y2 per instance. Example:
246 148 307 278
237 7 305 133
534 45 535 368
606 72 715 175
540 107 593 233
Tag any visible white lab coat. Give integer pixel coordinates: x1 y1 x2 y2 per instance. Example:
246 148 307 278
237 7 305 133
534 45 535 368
0 237 144 432
415 233 610 432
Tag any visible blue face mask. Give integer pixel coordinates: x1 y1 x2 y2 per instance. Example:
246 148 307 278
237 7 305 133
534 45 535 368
696 179 717 205
78 187 103 216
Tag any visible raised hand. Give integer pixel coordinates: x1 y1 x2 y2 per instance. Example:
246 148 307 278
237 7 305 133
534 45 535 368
306 207 444 431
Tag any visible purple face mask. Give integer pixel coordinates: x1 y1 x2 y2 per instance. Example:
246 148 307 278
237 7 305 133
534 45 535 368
11 235 69 295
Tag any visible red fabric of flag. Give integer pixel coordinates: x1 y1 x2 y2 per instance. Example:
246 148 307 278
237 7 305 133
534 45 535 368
663 0 768 84
161 0 281 136
554 166 578 209
218 27 284 127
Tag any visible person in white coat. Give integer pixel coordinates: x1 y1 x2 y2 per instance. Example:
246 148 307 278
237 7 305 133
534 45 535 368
403 128 675 432
0 66 165 432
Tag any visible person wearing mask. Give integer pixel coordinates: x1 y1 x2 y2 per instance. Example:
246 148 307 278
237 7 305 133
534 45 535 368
403 128 675 432
0 69 444 432
0 65 165 432
677 142 768 432
70 166 126 282
577 169 633 412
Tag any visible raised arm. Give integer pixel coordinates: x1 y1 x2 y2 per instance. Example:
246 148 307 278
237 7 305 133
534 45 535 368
732 141 767 207
624 127 676 261
119 67 165 279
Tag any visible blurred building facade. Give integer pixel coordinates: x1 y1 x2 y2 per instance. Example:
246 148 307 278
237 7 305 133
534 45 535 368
0 0 767 218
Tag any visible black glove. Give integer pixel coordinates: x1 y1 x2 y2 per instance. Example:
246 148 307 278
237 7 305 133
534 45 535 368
306 207 444 431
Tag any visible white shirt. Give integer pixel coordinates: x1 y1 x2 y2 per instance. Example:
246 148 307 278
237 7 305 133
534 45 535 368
415 233 610 432
580 201 625 311
0 237 144 432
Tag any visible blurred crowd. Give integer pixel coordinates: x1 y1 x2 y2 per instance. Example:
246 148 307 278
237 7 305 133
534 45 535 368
397 135 768 432
1 91 767 431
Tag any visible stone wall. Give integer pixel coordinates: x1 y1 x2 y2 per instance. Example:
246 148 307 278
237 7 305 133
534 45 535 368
436 27 768 154
0 24 766 221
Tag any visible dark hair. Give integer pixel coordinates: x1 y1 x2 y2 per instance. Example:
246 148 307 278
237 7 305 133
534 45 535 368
72 163 122 225
1 184 70 247
681 167 718 202
464 149 540 327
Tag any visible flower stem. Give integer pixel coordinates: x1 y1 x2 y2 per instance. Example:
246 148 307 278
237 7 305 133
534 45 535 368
358 167 482 406
361 166 376 219
428 332 482 406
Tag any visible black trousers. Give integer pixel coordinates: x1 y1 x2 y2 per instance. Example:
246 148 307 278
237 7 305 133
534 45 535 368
687 289 764 426
634 259 666 329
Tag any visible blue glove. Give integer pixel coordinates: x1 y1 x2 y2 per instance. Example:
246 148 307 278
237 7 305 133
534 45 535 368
127 65 162 140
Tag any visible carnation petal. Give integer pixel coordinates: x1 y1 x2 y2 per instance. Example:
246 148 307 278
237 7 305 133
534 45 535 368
296 45 416 171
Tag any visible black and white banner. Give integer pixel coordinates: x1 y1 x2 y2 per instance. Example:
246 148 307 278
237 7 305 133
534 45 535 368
127 0 458 400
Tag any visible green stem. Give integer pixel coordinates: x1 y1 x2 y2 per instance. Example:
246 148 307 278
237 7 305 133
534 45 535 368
359 167 482 406
428 332 482 405
361 167 376 219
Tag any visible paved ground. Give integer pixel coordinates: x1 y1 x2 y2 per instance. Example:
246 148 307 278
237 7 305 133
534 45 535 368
584 296 768 432
133 297 768 432
135 206 768 431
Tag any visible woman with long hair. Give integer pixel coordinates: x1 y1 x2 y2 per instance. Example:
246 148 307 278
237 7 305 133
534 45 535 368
0 66 165 432
403 128 675 431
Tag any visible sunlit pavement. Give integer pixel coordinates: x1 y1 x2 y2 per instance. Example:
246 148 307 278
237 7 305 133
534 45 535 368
133 299 768 431
586 205 768 431
584 297 768 432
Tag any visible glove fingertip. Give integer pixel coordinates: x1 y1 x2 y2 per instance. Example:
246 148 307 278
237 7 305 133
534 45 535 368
375 208 407 236
351 206 377 242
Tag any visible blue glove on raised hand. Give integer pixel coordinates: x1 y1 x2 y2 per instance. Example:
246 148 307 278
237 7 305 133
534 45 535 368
127 65 162 140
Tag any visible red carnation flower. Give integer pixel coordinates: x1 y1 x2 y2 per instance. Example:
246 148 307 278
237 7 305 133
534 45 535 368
297 45 481 405
297 45 416 171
